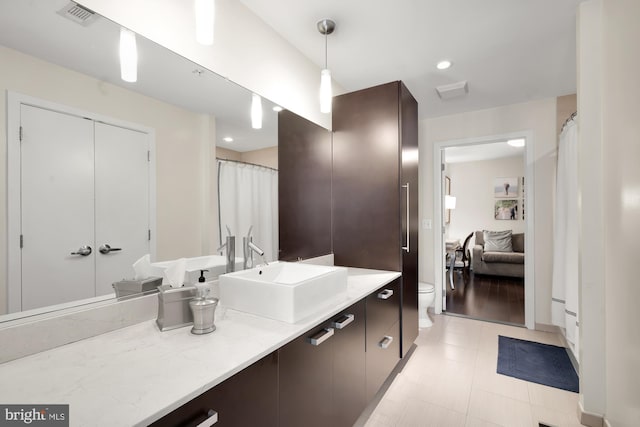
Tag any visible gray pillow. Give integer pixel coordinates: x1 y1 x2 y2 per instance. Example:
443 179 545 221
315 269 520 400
483 230 513 252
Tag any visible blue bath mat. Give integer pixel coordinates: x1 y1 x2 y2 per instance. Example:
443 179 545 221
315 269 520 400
497 335 579 393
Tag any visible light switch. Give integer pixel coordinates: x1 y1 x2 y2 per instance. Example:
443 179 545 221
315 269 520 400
422 219 432 229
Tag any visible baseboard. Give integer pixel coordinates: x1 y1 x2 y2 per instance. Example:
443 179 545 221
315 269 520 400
578 401 605 427
535 322 560 333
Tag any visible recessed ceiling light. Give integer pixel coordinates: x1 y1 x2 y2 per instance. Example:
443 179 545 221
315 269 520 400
507 138 526 147
273 106 283 112
223 137 233 143
436 60 452 70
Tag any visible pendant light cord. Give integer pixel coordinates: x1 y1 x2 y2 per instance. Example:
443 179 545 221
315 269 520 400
324 26 328 69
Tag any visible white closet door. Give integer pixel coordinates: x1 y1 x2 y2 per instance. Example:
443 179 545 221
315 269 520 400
20 105 95 310
94 122 150 296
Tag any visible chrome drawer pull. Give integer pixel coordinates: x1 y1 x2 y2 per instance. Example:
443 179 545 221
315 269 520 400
378 336 394 349
196 409 218 427
377 289 393 300
308 327 335 346
331 314 354 329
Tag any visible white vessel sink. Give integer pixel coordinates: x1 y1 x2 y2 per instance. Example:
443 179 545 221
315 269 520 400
219 262 348 323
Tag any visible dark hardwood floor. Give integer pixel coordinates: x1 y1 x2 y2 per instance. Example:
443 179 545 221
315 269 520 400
445 269 525 325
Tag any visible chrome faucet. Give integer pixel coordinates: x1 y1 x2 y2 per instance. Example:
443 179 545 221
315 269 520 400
243 226 268 268
217 226 235 273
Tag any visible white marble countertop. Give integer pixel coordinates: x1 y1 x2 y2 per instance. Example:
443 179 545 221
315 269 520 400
0 267 400 427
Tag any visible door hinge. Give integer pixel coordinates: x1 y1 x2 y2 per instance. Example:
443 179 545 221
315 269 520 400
442 226 446 235
19 126 23 142
147 150 151 162
148 229 151 241
20 234 23 249
441 163 445 171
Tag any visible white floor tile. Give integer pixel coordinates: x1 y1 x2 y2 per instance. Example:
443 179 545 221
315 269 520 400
363 315 573 427
467 388 533 427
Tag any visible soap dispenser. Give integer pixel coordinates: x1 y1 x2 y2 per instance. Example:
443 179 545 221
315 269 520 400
189 270 219 335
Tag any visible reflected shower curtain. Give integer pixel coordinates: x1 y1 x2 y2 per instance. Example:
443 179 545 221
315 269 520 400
218 160 278 262
551 117 579 357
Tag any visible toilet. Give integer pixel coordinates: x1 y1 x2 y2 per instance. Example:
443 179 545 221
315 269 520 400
418 282 435 328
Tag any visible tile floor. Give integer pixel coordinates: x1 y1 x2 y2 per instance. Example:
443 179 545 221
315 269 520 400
363 314 582 427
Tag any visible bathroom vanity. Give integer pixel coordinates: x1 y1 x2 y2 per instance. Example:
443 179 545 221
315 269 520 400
0 268 401 427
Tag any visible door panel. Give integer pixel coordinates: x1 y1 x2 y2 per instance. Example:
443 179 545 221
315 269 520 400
94 122 150 295
20 105 95 310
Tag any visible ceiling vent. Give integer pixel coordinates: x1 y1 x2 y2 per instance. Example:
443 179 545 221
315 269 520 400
435 81 469 100
57 2 98 26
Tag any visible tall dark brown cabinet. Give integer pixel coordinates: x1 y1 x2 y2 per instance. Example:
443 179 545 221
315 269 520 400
332 81 419 357
278 110 333 261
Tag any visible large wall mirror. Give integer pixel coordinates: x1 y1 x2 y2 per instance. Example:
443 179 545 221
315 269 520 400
0 0 288 322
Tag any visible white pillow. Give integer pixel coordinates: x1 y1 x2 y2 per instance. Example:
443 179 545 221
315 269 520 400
483 230 513 252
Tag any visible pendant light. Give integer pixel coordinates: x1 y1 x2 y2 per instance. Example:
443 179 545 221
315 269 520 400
317 19 335 114
119 28 137 83
251 93 263 129
195 0 215 45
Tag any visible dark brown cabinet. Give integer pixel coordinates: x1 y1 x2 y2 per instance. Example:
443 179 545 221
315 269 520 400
332 81 419 358
365 279 401 401
150 352 278 427
278 110 333 261
279 300 366 427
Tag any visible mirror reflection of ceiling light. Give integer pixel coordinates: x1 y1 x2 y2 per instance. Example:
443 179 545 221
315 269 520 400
436 60 452 70
195 0 215 45
223 137 233 142
119 28 137 82
317 19 335 114
507 138 526 147
251 93 263 129
273 106 283 112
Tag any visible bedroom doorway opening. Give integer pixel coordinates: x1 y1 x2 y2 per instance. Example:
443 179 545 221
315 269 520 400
433 132 534 328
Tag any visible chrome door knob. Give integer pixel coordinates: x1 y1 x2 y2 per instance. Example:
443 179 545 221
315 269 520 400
99 244 122 254
71 245 92 256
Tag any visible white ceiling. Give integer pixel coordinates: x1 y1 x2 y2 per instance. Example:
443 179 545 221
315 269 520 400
0 0 278 152
240 0 584 119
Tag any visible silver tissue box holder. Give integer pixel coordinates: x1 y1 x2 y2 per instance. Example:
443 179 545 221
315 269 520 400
156 284 197 331
112 277 163 299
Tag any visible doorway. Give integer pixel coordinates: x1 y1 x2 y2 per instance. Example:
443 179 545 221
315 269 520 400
7 93 156 313
433 132 535 328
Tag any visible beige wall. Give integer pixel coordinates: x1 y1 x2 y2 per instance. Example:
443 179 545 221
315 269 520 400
79 0 342 130
0 45 218 314
419 98 557 325
217 146 278 170
578 0 640 425
447 156 526 244
556 94 577 135
241 146 278 170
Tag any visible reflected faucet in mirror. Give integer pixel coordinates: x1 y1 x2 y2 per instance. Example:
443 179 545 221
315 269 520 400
216 226 236 273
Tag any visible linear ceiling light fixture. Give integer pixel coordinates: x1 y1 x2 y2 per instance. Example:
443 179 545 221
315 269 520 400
195 0 215 45
119 28 137 82
507 138 526 147
251 93 263 129
317 19 335 114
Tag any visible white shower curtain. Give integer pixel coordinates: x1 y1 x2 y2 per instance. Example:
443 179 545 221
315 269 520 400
551 117 579 357
218 160 278 262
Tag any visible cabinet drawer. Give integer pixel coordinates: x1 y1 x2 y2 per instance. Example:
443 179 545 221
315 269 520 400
366 279 400 344
365 320 400 402
150 352 278 427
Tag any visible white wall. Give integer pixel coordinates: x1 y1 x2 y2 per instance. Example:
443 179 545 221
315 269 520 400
447 156 525 244
419 98 557 325
578 1 640 426
0 45 218 314
78 0 342 130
